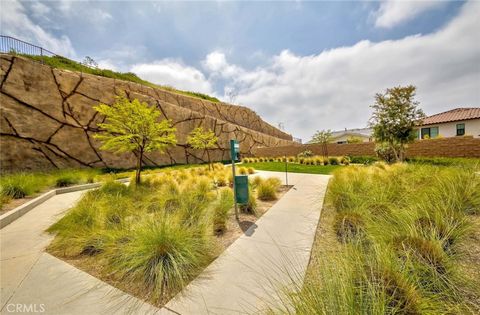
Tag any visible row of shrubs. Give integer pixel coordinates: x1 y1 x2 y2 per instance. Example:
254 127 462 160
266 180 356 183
47 163 284 306
278 163 480 313
243 155 351 166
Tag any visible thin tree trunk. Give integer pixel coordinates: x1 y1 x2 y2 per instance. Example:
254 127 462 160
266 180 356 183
206 149 212 171
135 148 144 185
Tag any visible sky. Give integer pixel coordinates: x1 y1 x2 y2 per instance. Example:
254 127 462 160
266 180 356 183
1 0 479 141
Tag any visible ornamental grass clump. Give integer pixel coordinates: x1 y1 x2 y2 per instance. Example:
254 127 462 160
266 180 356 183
213 189 234 235
257 180 278 201
107 216 215 301
47 166 237 305
270 163 480 314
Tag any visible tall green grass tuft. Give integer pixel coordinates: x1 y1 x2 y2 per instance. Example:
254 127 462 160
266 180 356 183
213 189 234 234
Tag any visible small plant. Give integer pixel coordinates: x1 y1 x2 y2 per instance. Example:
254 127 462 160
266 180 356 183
213 189 234 235
216 176 228 187
257 180 278 201
1 183 27 199
314 157 323 165
298 150 314 158
247 167 255 174
340 156 351 165
328 157 339 165
55 175 79 187
334 212 364 242
238 167 248 175
240 187 257 215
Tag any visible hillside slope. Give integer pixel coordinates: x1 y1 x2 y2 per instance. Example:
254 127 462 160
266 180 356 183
0 54 292 171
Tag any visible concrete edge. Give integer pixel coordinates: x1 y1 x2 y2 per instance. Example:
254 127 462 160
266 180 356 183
0 178 130 229
0 190 56 229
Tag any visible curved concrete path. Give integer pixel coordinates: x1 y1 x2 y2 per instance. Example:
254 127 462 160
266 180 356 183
164 171 330 314
0 171 330 314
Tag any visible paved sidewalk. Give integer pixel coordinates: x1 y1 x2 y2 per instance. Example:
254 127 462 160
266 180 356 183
0 190 159 315
164 171 330 314
1 171 329 315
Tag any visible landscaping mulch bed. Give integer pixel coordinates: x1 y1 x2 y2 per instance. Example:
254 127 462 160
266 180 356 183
52 184 292 307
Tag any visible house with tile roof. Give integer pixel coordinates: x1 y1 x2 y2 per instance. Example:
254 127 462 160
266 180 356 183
415 108 480 139
329 128 373 144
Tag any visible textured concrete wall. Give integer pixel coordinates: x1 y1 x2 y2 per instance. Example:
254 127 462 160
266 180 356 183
0 54 293 171
253 136 480 158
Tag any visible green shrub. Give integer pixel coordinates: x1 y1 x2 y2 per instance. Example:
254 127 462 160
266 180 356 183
108 217 214 301
216 176 227 187
55 175 80 187
238 167 248 175
240 187 257 215
1 183 28 199
257 181 278 201
213 189 234 234
328 157 339 165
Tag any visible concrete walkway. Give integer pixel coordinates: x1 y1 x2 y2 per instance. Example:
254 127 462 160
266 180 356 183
0 171 330 315
164 171 330 314
0 191 159 315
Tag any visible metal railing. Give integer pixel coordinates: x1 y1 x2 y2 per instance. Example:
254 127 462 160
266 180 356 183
0 35 57 57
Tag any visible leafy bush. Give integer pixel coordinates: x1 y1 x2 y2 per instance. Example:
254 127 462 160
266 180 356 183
328 157 339 165
375 142 397 163
247 167 255 175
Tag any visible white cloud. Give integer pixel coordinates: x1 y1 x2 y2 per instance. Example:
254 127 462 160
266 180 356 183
218 1 479 141
131 60 213 94
375 0 446 28
0 0 75 57
203 51 243 78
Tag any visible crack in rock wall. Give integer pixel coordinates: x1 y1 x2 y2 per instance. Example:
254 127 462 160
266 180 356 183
0 54 293 171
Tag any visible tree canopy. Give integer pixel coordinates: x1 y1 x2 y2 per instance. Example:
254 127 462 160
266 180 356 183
187 127 218 169
94 96 176 183
369 85 425 162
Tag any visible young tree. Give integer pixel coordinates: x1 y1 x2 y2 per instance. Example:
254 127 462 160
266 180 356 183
369 85 425 162
187 127 218 170
310 129 333 157
94 96 176 184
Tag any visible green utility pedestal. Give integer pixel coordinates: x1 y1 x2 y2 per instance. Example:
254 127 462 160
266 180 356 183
234 175 249 204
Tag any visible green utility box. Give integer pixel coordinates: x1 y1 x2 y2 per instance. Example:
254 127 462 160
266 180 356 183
234 175 249 204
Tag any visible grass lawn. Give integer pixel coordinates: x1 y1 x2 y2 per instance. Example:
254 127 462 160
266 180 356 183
243 161 343 174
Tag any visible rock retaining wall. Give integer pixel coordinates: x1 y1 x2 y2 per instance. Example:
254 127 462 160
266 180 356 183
0 54 293 171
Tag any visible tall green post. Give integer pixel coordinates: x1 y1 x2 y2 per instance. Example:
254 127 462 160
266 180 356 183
230 140 240 220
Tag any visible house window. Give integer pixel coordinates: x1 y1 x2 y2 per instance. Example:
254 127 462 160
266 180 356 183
456 123 465 136
421 127 439 139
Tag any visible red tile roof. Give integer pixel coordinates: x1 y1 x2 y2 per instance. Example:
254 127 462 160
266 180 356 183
421 108 480 125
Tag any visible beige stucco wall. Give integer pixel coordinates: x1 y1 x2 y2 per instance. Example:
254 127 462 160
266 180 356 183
415 119 480 139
